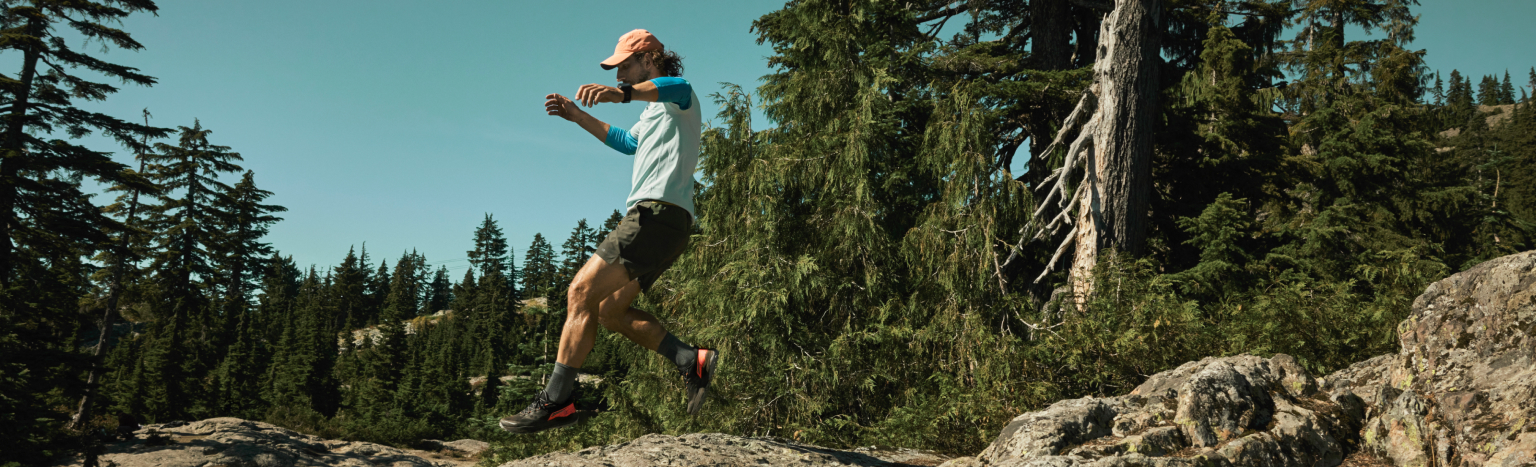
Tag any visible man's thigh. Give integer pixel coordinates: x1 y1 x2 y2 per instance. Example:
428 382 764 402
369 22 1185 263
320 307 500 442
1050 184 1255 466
570 254 635 308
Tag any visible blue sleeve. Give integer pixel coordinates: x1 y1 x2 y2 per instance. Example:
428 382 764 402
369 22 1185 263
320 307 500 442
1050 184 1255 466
605 125 638 155
650 77 692 111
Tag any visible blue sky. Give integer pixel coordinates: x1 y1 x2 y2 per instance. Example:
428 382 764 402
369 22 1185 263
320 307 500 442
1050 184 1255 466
66 0 1536 278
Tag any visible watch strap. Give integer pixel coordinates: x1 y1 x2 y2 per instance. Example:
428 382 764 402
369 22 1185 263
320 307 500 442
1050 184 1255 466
620 85 633 103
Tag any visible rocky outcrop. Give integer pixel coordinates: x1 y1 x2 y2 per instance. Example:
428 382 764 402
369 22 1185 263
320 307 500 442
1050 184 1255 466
498 433 950 467
53 418 483 467
965 353 1356 467
1324 251 1536 467
966 250 1536 467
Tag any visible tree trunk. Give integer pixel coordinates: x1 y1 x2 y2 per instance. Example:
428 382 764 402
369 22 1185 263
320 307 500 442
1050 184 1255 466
1072 7 1102 68
69 113 152 431
1031 0 1073 71
1068 0 1160 297
0 16 42 287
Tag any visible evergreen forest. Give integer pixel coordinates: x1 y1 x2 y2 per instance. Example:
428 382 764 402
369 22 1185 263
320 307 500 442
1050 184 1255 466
3 0 1535 465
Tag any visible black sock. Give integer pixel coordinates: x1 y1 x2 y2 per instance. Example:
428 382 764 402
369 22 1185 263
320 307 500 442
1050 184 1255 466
541 363 578 403
656 333 699 375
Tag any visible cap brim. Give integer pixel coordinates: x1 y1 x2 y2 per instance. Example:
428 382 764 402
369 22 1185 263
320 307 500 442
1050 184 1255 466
600 52 631 70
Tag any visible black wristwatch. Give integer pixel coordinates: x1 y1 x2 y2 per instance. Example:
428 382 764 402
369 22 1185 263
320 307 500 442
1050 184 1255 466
620 85 633 103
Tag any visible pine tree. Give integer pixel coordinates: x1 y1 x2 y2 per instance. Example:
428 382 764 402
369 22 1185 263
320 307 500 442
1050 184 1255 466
211 171 284 340
1431 72 1445 106
1528 68 1536 102
520 233 558 304
1501 70 1516 105
364 257 390 325
0 0 168 286
467 214 510 279
424 266 452 315
71 110 162 430
1478 75 1501 106
0 3 166 455
332 246 368 330
135 121 247 419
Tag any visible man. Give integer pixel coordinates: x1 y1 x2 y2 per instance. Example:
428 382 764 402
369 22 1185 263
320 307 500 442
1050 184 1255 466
500 29 717 434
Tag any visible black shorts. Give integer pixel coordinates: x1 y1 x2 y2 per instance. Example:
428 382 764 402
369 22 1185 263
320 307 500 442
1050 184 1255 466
595 200 692 291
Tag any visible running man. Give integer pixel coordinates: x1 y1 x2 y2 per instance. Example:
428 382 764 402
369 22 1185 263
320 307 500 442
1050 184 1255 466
500 29 717 434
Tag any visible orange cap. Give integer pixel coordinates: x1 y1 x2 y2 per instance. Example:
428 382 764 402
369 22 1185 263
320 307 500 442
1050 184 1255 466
600 29 664 70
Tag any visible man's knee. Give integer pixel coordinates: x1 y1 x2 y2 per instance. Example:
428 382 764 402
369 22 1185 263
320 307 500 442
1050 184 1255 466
566 277 604 313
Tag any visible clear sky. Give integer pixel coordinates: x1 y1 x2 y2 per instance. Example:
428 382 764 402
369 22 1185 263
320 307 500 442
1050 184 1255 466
67 0 1536 278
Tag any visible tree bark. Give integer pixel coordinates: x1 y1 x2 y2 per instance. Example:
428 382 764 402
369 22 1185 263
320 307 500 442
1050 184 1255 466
0 15 43 287
1031 0 1074 71
1068 0 1160 296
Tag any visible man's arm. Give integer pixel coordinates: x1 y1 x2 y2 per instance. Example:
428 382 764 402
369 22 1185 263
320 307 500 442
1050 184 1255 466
545 93 637 155
573 78 693 110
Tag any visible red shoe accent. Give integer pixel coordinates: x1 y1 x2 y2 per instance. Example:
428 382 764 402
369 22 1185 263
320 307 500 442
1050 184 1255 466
548 403 576 421
697 349 708 378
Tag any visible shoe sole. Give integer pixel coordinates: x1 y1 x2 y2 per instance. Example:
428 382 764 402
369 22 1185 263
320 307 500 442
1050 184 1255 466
499 410 594 433
687 349 720 415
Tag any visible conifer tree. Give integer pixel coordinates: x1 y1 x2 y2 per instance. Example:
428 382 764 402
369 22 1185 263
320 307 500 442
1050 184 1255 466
211 171 283 338
1528 68 1535 102
134 121 246 419
468 214 510 279
333 246 368 329
1501 71 1516 105
1431 72 1444 106
0 3 166 454
424 266 452 315
1477 75 1500 106
0 0 168 285
520 233 558 304
264 267 340 420
142 120 244 327
71 110 161 430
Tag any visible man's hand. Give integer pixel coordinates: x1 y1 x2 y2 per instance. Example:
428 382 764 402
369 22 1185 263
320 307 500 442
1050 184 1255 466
545 94 589 122
574 83 624 107
545 93 612 143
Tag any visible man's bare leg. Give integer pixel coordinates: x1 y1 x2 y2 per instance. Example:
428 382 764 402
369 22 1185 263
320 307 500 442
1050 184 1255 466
556 255 668 367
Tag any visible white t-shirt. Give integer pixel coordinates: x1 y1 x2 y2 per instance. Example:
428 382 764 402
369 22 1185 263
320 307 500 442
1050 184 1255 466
625 90 701 216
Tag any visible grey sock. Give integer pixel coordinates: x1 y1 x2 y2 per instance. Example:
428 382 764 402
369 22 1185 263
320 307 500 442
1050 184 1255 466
656 333 699 375
542 363 578 403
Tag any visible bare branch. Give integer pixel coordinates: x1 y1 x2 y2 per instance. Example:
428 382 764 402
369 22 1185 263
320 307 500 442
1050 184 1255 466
1034 226 1078 284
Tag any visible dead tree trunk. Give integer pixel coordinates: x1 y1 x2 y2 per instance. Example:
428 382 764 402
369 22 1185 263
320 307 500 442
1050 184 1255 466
1002 0 1161 303
1069 0 1160 294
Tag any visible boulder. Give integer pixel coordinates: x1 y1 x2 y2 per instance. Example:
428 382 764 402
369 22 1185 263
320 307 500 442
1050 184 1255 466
52 417 478 467
978 354 1353 467
498 433 950 467
1325 250 1536 466
974 250 1536 467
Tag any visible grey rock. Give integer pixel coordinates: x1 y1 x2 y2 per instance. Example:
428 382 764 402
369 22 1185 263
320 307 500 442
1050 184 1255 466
52 417 477 467
974 251 1536 467
980 354 1350 467
1346 250 1536 467
979 397 1120 463
497 433 950 467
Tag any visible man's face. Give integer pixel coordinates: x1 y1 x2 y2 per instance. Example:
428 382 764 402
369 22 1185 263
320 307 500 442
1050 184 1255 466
615 54 656 86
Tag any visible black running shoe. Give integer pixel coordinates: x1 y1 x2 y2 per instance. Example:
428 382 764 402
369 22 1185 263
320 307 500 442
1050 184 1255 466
499 392 581 433
684 348 720 415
